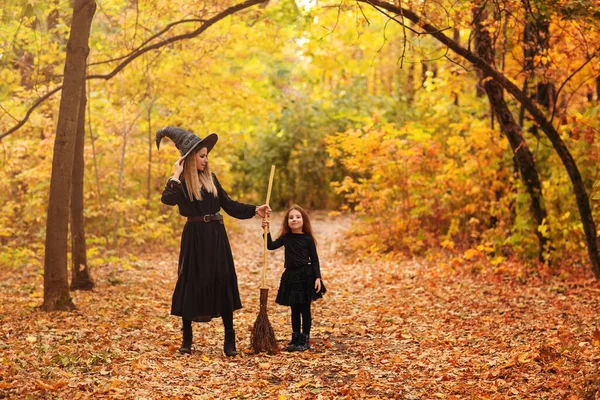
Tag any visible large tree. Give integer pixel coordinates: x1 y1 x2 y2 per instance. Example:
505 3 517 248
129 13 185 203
473 5 550 260
42 0 96 311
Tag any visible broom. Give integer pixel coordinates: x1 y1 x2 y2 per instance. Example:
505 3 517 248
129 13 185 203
250 165 279 354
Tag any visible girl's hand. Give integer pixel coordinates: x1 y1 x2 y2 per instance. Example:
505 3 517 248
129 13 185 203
256 204 272 219
314 278 322 293
173 157 185 178
261 220 270 231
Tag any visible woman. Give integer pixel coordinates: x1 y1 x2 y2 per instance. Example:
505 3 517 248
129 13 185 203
157 126 270 357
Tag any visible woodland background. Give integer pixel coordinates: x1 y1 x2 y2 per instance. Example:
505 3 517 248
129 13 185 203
1 0 599 271
1 0 600 397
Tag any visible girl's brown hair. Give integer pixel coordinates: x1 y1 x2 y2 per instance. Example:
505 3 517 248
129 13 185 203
183 147 218 201
278 204 316 245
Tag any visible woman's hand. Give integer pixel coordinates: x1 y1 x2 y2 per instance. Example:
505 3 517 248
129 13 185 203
173 157 185 178
261 219 270 232
314 278 322 293
256 204 272 219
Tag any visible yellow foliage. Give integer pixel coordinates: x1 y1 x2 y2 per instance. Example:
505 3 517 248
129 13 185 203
464 249 479 260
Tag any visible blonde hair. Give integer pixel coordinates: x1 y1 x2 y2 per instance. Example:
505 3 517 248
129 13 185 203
183 148 218 201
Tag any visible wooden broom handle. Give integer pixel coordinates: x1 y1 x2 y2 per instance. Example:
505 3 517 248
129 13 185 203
262 165 275 288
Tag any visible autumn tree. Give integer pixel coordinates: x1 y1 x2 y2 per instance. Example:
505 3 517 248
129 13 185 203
42 0 96 311
473 4 550 260
358 0 600 277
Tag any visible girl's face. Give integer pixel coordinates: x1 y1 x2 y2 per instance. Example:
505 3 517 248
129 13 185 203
288 209 303 232
195 147 208 171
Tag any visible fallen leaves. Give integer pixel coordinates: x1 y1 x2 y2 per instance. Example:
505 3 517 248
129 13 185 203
34 379 68 391
1 213 600 398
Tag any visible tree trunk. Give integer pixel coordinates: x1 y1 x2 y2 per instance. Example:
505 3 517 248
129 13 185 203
70 83 94 291
474 6 550 260
596 76 600 100
147 102 153 203
406 62 415 106
537 82 555 110
518 21 536 126
361 0 600 278
42 0 96 311
113 76 129 248
421 61 437 84
475 68 486 97
86 81 108 247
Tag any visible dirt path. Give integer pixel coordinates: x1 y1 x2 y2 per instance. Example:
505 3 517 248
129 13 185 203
1 213 600 398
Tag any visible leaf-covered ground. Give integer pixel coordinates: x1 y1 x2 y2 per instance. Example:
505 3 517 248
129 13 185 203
1 213 600 399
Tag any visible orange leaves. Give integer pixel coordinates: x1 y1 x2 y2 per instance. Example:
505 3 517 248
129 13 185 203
34 379 68 392
463 248 480 260
325 109 518 259
2 214 600 398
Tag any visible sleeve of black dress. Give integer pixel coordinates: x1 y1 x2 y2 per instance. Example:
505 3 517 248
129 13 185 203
266 232 284 250
308 238 321 279
161 178 184 206
213 173 256 219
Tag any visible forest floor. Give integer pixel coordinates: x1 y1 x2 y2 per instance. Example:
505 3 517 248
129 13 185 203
1 213 600 399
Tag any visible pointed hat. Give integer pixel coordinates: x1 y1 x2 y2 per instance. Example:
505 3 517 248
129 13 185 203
155 126 218 158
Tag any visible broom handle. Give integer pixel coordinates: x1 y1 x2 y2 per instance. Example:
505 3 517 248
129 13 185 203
262 165 276 288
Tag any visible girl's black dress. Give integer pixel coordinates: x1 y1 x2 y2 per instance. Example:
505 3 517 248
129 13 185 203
161 173 256 322
267 232 325 305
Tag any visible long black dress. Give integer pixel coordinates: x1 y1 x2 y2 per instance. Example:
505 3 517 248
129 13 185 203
161 173 256 322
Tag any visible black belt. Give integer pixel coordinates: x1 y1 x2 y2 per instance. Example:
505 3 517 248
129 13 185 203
187 213 223 223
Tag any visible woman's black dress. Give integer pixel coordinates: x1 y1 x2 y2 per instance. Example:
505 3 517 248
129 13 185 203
266 232 325 306
161 173 256 322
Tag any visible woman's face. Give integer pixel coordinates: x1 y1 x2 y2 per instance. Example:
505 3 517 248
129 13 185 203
195 147 208 171
288 209 303 231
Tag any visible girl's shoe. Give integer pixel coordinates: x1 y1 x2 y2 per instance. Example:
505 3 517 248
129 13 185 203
296 333 311 352
286 332 301 352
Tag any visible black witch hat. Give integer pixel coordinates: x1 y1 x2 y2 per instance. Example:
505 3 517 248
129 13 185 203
155 126 218 159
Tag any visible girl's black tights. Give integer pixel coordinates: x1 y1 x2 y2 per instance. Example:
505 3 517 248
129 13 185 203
291 303 312 335
182 311 234 331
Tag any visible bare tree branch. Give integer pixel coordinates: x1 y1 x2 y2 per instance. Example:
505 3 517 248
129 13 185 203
444 54 470 72
317 0 345 42
0 86 62 140
363 0 422 36
88 18 207 67
0 104 19 122
551 47 600 122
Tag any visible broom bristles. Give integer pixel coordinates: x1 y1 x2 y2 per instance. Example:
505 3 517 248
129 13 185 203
250 288 279 354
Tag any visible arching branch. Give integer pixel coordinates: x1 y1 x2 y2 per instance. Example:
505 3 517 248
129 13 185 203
88 18 208 67
0 87 63 140
551 50 600 123
0 0 268 140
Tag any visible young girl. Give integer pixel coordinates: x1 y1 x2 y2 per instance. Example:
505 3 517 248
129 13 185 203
262 205 326 352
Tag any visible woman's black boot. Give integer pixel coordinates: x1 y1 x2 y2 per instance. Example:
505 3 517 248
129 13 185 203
179 323 192 354
224 329 238 357
287 332 301 352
